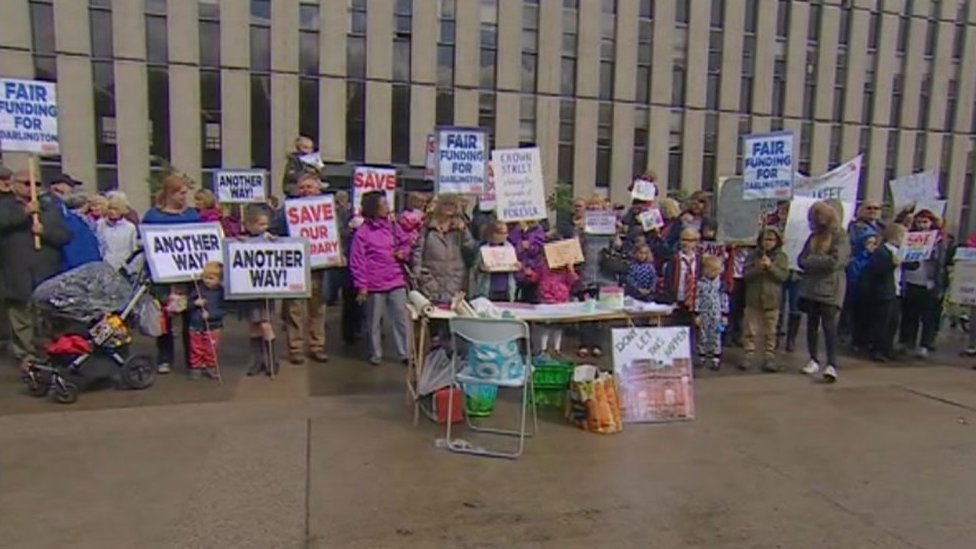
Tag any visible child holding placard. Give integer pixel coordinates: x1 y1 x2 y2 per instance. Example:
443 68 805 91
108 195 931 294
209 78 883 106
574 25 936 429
536 261 579 357
510 220 546 304
239 205 280 376
475 221 519 302
864 224 907 363
188 262 225 380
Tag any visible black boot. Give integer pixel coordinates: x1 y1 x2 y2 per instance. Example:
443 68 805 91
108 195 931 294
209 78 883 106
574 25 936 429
246 338 265 376
785 313 801 352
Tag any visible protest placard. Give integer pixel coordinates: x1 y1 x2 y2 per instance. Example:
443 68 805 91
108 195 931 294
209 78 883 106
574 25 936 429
0 78 59 154
954 247 976 262
950 262 976 306
435 127 487 194
299 152 324 169
742 131 794 200
584 210 617 235
424 134 436 181
899 230 937 262
480 244 519 272
353 166 396 214
214 170 266 204
140 223 224 284
638 208 664 231
479 161 497 211
716 176 763 243
544 238 584 269
611 327 695 423
493 147 547 222
913 199 946 218
631 178 657 201
284 195 341 269
698 241 726 260
224 238 311 300
889 171 940 212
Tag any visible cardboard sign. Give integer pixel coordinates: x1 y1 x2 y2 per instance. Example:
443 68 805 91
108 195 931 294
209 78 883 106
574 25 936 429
424 134 436 181
544 238 584 269
493 147 547 222
479 161 497 211
698 241 726 260
954 247 976 262
950 262 976 306
584 210 617 235
480 244 519 272
215 170 267 203
224 238 312 300
436 127 487 194
140 223 224 284
353 166 396 214
611 327 695 423
889 171 940 212
743 131 794 200
284 195 341 269
794 155 861 203
631 178 657 201
638 208 664 231
899 230 937 262
0 78 59 154
716 176 763 243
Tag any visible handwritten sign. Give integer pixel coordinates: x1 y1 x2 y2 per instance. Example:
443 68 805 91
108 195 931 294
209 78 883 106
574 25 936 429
743 131 794 200
631 178 657 202
353 166 396 214
954 247 976 262
436 127 487 194
224 238 311 300
284 195 341 269
611 327 695 423
492 147 546 222
584 210 617 235
424 134 436 181
716 176 763 243
889 171 940 212
950 262 976 306
480 244 519 272
794 155 861 203
140 223 224 283
544 238 584 269
478 161 497 211
899 230 937 262
0 78 59 154
215 170 267 204
698 241 726 260
638 208 664 232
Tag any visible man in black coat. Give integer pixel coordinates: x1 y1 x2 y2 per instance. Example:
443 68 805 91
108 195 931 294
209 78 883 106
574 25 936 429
0 169 72 369
0 166 13 355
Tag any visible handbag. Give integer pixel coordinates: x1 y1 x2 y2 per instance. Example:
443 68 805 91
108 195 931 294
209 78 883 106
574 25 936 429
599 247 630 276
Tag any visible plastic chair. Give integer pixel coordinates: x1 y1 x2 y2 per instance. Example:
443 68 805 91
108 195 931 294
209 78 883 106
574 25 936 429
445 317 537 459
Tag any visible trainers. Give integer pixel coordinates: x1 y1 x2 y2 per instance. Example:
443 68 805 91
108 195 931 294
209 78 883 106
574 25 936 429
187 369 202 380
801 360 821 375
915 347 929 359
961 347 976 357
203 367 220 380
823 365 838 383
369 355 382 366
157 362 172 374
708 357 720 371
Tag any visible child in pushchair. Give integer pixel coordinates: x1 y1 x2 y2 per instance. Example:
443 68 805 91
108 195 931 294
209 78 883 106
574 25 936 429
22 256 158 404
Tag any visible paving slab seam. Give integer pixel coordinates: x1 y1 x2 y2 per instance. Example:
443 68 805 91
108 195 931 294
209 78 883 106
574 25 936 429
893 385 976 412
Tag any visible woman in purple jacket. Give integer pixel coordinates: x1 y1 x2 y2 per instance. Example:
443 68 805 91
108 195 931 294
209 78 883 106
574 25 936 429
349 192 412 365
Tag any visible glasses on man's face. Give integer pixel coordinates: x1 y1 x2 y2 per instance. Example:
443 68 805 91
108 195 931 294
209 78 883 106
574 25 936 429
681 238 699 243
865 206 880 211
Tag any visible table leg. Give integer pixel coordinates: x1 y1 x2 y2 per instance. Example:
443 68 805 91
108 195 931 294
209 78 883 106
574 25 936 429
411 319 428 426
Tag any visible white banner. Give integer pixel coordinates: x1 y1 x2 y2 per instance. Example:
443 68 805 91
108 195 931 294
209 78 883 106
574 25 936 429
140 223 225 283
742 131 794 200
0 78 59 155
436 127 487 194
794 155 862 203
353 166 397 214
493 147 547 222
224 238 311 300
214 169 267 204
889 171 940 212
284 195 342 269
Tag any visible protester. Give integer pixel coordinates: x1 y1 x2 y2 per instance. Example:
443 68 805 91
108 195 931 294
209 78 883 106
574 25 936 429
0 167 12 354
96 194 139 271
473 220 518 302
536 260 579 358
625 243 657 303
848 232 879 352
86 194 107 225
0 169 72 372
272 173 330 365
194 189 222 223
336 190 363 344
666 191 713 250
661 228 703 351
326 189 352 307
239 205 280 376
412 195 476 305
898 209 947 359
46 173 82 201
864 223 908 362
349 191 412 366
725 244 752 347
187 261 224 380
509 219 546 303
574 195 616 357
282 135 326 198
694 254 729 370
798 201 850 382
105 190 140 225
399 192 427 249
144 174 201 373
739 227 789 372
848 201 884 253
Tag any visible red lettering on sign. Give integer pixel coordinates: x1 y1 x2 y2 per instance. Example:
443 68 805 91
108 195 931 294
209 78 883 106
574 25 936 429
310 241 340 255
299 225 330 240
287 203 335 225
354 171 397 191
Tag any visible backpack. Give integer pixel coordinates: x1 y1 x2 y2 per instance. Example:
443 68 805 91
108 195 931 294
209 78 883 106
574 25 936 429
58 206 102 272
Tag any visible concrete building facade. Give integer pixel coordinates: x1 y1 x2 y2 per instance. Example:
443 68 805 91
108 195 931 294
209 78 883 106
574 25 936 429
1 0 975 232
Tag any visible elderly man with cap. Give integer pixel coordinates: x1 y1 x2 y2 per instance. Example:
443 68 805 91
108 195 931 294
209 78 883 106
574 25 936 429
47 172 82 201
0 169 71 371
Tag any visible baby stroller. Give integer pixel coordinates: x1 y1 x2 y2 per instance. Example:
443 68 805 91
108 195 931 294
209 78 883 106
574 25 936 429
22 256 157 404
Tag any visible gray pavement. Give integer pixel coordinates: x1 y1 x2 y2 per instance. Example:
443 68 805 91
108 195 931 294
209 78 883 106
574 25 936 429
2 318 976 548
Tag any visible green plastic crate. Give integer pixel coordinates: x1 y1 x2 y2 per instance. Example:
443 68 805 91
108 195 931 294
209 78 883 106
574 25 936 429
532 386 567 409
532 359 575 388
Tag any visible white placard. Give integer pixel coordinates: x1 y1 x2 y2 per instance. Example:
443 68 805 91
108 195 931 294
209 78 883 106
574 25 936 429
631 178 657 201
140 223 224 284
298 152 324 169
794 155 861 203
353 166 397 214
899 230 937 262
215 169 267 204
954 247 976 262
914 199 946 218
0 78 59 154
424 134 436 181
224 238 311 300
584 210 617 235
611 327 695 423
493 147 547 222
480 244 519 272
950 262 976 306
889 171 940 212
742 131 794 200
436 127 487 194
284 195 341 269
638 208 664 231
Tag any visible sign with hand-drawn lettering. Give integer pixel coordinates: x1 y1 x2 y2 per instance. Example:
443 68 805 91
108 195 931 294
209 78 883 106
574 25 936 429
611 327 695 423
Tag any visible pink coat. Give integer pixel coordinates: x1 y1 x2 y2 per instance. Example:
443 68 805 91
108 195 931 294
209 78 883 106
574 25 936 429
538 263 579 304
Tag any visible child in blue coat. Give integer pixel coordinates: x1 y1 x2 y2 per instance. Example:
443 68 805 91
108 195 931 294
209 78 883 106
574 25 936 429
847 232 878 351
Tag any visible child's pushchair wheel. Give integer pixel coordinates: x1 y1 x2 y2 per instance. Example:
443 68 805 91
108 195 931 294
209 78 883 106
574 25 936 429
120 354 156 390
52 379 79 404
23 370 50 397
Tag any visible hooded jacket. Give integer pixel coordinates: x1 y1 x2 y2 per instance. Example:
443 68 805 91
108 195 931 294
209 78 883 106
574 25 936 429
508 223 546 284
846 231 877 290
743 227 789 311
349 217 411 293
798 227 851 309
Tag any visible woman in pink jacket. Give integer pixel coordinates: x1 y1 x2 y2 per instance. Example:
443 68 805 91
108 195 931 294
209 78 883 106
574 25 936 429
349 192 412 365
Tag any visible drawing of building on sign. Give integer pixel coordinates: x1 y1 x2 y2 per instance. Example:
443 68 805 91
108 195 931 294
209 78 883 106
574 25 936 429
618 357 695 423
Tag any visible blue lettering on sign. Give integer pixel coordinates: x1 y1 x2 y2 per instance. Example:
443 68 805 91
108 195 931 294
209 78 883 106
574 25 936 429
743 132 794 199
